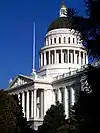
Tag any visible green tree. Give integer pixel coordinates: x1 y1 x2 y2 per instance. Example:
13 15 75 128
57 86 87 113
38 101 66 133
0 90 26 133
57 102 85 133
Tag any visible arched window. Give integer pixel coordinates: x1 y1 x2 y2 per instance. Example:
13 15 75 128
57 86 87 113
59 37 61 44
68 37 70 43
64 37 66 43
54 38 56 43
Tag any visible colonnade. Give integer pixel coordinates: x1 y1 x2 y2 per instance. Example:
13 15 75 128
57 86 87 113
18 89 44 121
40 49 87 67
45 36 79 46
53 86 75 118
17 86 77 120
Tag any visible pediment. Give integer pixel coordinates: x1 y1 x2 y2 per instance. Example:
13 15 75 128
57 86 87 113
8 74 33 89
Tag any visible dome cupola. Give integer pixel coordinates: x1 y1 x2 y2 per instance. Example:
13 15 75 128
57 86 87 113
60 0 67 17
37 0 88 78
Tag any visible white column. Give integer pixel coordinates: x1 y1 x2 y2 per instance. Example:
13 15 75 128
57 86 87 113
67 50 69 63
44 52 46 65
49 51 50 65
64 87 69 119
34 89 37 118
79 51 81 65
31 90 34 118
43 90 47 116
83 52 85 65
74 50 76 64
55 50 56 64
18 93 20 99
51 53 53 64
61 50 64 63
40 90 44 118
22 92 25 117
52 90 55 104
57 52 59 64
71 87 75 106
39 55 41 68
41 53 43 67
58 89 61 103
26 90 29 121
86 53 88 64
18 93 20 104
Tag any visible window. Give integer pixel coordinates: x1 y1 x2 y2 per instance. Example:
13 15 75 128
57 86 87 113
59 53 61 63
42 53 44 66
54 38 56 43
47 39 49 45
61 9 63 15
46 52 49 65
64 53 66 63
59 37 61 43
85 53 87 64
77 53 79 64
61 90 64 105
68 37 70 43
55 91 58 102
69 53 71 63
50 39 52 44
77 38 78 44
81 52 83 65
73 38 75 43
64 37 66 43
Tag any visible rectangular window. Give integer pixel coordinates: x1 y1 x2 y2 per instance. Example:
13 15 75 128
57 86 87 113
85 53 86 64
54 38 56 43
61 90 64 105
50 39 52 44
64 37 66 43
46 52 49 65
69 53 71 63
42 53 44 66
59 53 61 63
55 92 58 102
47 39 49 45
68 37 70 43
77 38 78 44
77 54 79 64
64 53 66 63
81 52 83 65
59 37 61 44
73 38 75 43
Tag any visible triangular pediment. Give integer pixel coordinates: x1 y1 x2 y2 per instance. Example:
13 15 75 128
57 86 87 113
8 74 33 89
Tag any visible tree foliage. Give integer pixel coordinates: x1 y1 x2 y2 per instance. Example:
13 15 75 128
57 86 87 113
38 101 66 133
81 0 100 59
0 90 26 133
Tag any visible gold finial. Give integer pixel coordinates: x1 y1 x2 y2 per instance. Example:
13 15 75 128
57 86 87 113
61 0 66 8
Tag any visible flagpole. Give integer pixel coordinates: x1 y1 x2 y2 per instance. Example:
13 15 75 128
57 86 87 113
32 22 35 73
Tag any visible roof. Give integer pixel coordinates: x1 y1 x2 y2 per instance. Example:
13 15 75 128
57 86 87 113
47 17 76 32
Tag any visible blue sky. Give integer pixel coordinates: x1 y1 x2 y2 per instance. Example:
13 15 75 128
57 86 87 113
0 0 86 89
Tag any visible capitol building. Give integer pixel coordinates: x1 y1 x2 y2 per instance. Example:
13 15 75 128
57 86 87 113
7 1 89 130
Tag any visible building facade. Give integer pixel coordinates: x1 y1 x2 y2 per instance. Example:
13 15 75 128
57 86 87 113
7 1 89 130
